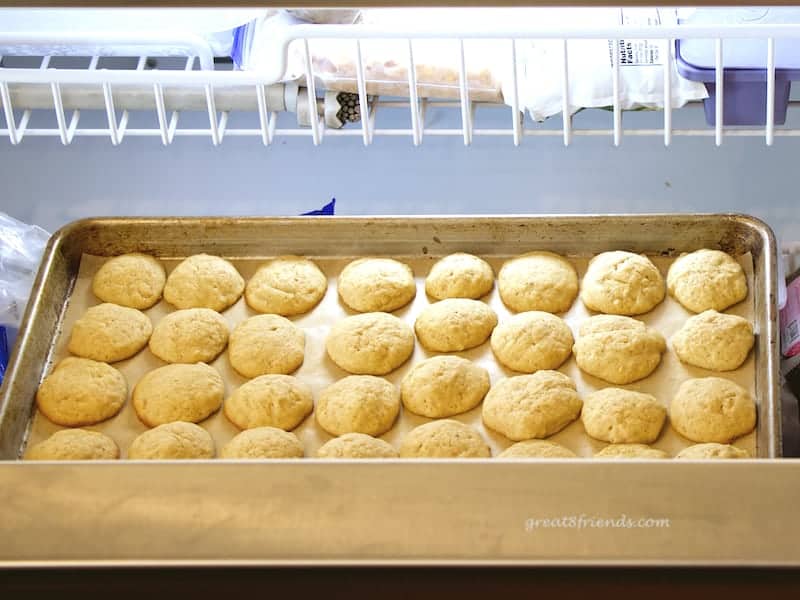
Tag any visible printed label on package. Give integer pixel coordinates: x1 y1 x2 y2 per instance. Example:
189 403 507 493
607 9 664 67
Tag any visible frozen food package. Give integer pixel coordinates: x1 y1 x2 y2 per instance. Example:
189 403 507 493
239 9 517 102
504 8 708 121
0 8 265 65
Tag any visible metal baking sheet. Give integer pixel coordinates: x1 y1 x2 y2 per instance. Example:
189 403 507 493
0 215 789 566
20 253 757 460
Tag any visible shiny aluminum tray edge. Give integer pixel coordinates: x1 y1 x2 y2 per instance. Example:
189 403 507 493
0 214 789 567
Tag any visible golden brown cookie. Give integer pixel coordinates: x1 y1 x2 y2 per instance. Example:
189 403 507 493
581 251 665 315
594 444 669 459
581 388 666 444
92 253 166 309
414 298 497 352
133 363 224 427
127 421 214 459
163 253 244 312
26 429 119 460
245 256 328 316
148 308 229 364
675 443 750 459
36 357 127 427
482 371 582 441
671 310 754 371
425 253 494 300
316 376 400 437
326 312 414 375
400 419 491 458
228 314 305 378
224 374 313 431
220 427 304 459
68 303 152 363
666 249 747 313
317 433 399 459
498 440 578 459
490 311 573 373
498 251 578 313
670 377 756 443
400 355 490 418
337 258 416 312
573 315 666 384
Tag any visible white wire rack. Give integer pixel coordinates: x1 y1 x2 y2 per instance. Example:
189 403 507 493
3 22 800 147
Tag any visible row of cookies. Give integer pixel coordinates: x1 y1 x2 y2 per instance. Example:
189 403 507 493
90 247 747 318
334 248 748 316
26 421 750 461
30 356 755 459
65 300 754 387
42 300 755 437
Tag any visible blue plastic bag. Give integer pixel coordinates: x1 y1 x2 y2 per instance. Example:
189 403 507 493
301 198 336 216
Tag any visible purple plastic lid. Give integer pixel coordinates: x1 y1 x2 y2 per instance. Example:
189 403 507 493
676 8 800 82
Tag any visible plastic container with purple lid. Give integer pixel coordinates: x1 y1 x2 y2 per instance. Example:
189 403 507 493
675 8 800 126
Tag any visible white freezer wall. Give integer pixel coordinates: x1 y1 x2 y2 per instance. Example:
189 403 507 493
0 102 798 243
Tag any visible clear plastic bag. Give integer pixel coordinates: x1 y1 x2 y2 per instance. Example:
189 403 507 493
0 214 49 383
0 213 49 329
240 9 506 102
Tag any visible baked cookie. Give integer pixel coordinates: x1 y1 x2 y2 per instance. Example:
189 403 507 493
414 299 497 352
36 357 127 427
573 315 666 384
425 253 494 300
148 308 229 364
228 314 305 378
666 249 747 313
399 419 491 458
68 303 152 363
316 376 400 437
581 251 665 315
676 443 750 459
482 371 582 441
224 374 312 431
220 427 304 459
317 433 399 459
26 429 119 460
581 388 666 444
337 258 416 313
490 311 573 373
671 310 754 371
133 363 224 427
498 251 578 313
245 256 327 316
670 377 756 443
498 439 577 459
163 253 244 312
92 253 166 309
400 355 490 418
128 421 214 459
594 444 669 459
326 312 414 375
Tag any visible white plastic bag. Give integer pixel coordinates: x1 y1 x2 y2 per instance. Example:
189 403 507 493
240 9 507 102
0 213 49 329
505 8 708 121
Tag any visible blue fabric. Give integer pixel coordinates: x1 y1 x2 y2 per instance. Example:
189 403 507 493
0 326 7 386
301 198 336 216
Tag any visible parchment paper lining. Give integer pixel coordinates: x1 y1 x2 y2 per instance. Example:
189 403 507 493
23 252 756 459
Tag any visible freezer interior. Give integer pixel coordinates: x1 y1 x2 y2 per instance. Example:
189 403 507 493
0 5 799 567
